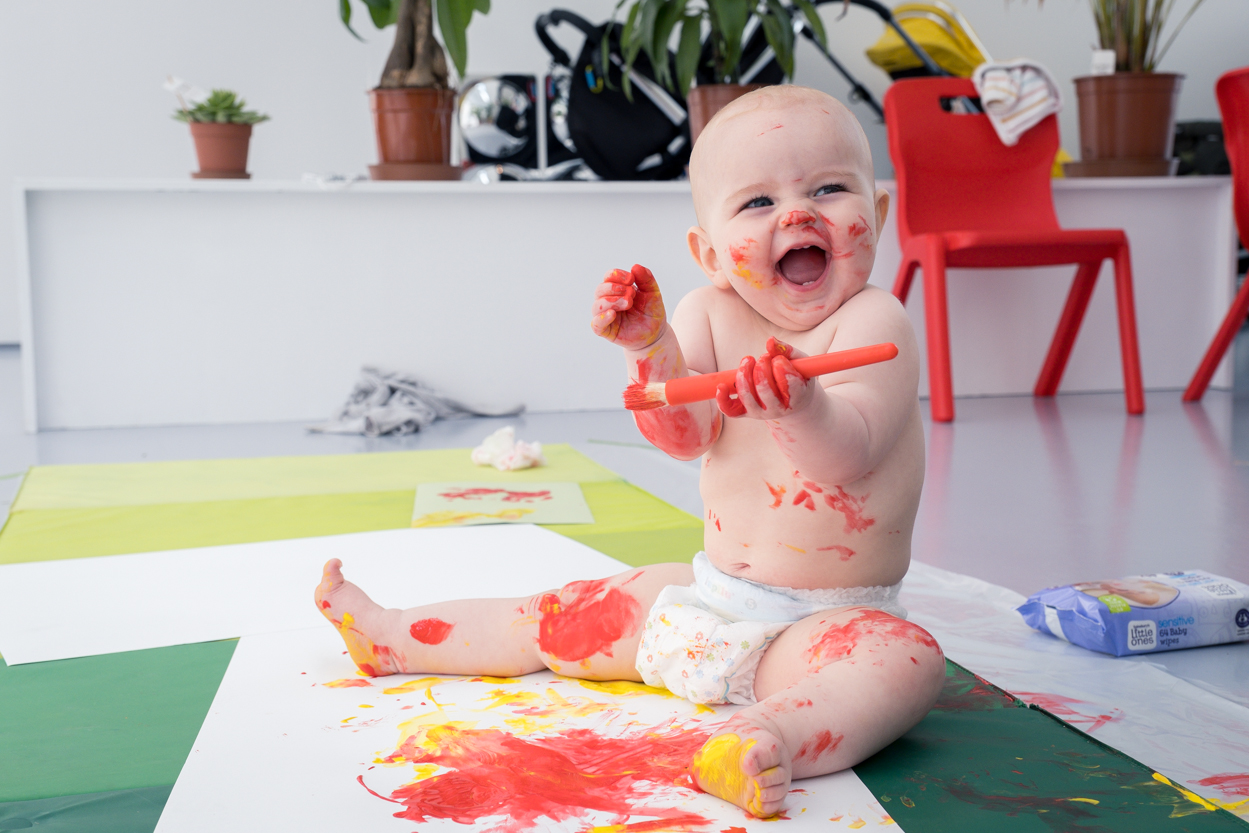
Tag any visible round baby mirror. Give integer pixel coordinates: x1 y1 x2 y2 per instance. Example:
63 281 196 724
459 78 532 160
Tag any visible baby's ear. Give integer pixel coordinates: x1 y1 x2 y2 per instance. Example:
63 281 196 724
873 188 891 238
687 226 732 290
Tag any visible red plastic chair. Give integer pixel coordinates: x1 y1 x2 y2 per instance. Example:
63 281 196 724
884 77 1145 422
1184 67 1249 401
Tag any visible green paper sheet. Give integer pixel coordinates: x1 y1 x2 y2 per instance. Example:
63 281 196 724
411 481 595 527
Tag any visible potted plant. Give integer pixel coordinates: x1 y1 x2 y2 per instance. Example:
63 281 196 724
1067 0 1207 176
173 89 270 180
340 0 490 179
615 0 827 142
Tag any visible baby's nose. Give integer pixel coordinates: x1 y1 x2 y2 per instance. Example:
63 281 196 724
779 209 816 227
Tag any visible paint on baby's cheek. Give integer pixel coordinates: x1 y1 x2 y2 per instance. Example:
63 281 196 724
536 579 642 662
728 239 766 290
409 618 454 645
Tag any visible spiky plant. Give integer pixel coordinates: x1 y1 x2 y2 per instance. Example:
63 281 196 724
173 90 270 125
1088 0 1206 72
615 0 827 99
339 0 490 90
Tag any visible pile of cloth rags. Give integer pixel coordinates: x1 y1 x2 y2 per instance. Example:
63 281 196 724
971 60 1061 146
309 366 523 437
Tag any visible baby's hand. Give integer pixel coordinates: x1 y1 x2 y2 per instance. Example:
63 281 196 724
715 337 816 419
591 264 667 350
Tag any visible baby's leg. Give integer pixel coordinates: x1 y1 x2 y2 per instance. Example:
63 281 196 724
690 607 944 817
315 558 692 679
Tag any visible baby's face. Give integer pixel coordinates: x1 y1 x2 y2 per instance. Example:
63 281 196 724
689 100 887 331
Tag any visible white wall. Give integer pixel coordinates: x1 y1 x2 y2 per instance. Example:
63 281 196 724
2 0 1245 345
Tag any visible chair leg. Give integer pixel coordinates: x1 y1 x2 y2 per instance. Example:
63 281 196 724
1111 244 1145 415
921 238 955 422
1183 273 1249 401
893 257 920 304
1035 261 1100 397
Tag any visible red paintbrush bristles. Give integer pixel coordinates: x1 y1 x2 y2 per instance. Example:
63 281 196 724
622 382 668 411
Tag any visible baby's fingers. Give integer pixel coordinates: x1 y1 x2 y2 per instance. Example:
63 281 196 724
715 383 746 418
630 263 661 294
771 354 807 410
753 356 785 409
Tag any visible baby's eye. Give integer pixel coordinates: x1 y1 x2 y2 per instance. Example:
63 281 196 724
742 196 774 210
814 183 846 196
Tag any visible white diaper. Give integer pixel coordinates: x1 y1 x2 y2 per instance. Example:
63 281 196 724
635 552 906 706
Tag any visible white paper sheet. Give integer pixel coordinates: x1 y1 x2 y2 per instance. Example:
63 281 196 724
155 626 900 833
0 525 627 665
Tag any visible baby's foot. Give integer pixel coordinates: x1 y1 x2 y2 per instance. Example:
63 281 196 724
691 717 792 818
315 559 404 677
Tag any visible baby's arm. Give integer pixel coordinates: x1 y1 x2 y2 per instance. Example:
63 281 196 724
591 265 721 460
716 289 919 484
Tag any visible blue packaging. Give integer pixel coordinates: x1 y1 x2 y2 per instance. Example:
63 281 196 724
1017 570 1249 657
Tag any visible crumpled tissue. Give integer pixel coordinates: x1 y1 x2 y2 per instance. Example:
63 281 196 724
471 426 545 471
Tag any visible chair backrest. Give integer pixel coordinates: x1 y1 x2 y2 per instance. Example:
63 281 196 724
1216 67 1249 248
884 77 1061 244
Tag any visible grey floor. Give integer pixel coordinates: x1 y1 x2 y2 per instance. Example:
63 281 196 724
2 341 1247 695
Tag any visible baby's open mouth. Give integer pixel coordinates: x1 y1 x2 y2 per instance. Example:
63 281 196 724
777 246 829 286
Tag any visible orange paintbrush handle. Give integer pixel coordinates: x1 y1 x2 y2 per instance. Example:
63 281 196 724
663 342 899 407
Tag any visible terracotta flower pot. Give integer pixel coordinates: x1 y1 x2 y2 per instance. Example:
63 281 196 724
1066 73 1184 177
368 87 459 181
189 122 252 180
687 84 767 146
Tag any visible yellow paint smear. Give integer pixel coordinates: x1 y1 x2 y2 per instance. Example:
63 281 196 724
879 816 896 826
358 704 374 708
412 508 533 528
1154 772 1218 814
382 676 447 697
690 733 769 817
783 544 806 553
576 679 675 699
1065 797 1099 805
848 820 866 830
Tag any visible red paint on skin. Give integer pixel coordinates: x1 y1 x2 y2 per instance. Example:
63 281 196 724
910 656 919 664
816 544 855 561
1192 773 1249 797
802 480 824 493
409 618 454 645
536 578 643 661
439 488 552 503
795 730 844 762
715 517 722 531
824 487 876 533
376 724 713 833
782 210 815 226
765 481 786 508
805 609 939 665
634 356 715 458
792 490 816 511
320 600 331 609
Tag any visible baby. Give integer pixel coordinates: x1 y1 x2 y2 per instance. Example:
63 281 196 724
315 86 944 818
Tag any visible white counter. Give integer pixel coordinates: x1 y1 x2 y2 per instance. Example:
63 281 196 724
15 177 1236 430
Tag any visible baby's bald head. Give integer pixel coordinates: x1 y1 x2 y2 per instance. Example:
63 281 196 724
688 86 874 227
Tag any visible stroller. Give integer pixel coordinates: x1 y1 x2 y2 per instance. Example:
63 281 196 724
533 1 948 181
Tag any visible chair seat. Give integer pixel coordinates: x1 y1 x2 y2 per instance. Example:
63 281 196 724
909 228 1127 269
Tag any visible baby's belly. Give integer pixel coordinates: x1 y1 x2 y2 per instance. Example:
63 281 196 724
698 425 922 591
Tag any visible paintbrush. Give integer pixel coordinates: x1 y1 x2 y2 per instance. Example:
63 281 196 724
622 342 899 411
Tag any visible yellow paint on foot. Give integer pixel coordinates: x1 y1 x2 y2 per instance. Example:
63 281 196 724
691 733 769 817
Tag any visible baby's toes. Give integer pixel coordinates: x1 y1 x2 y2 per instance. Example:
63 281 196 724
750 767 792 817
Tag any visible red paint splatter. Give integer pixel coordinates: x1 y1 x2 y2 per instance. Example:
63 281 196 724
1014 692 1122 732
816 544 855 561
795 729 844 762
537 579 643 662
320 600 331 609
409 618 454 645
722 828 749 833
439 488 552 503
322 678 373 688
805 609 939 665
782 210 815 226
373 724 712 833
801 480 824 493
715 517 722 531
1192 773 1249 797
766 482 786 509
823 487 875 533
634 356 715 459
910 656 919 664
792 490 816 511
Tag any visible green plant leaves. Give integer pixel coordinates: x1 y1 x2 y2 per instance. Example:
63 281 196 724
172 89 270 125
708 0 749 83
437 0 489 77
792 0 826 49
675 14 703 98
759 0 795 79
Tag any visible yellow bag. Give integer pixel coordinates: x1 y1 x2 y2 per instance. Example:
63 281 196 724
866 2 989 79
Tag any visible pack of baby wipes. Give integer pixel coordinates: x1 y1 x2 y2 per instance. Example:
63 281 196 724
1017 570 1249 656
